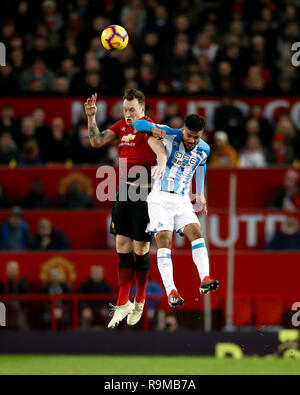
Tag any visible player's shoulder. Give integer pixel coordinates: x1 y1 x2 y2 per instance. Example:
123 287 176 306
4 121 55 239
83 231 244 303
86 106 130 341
142 116 154 122
113 119 126 128
197 139 210 156
109 119 126 134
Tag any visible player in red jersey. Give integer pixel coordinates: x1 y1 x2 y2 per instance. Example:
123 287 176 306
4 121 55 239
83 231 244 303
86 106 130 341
84 89 166 328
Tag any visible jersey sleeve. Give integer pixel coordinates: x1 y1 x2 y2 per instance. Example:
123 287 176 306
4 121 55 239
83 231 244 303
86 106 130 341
195 163 207 194
133 120 182 137
194 143 210 194
109 120 123 136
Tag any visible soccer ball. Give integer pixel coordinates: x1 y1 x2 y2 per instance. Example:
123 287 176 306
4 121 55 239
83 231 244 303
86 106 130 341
101 25 129 51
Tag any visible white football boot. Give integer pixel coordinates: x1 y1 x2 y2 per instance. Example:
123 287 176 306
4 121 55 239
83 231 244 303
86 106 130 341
108 301 134 329
127 300 145 326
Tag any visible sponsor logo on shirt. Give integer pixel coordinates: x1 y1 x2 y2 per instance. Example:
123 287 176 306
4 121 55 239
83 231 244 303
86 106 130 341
121 134 136 143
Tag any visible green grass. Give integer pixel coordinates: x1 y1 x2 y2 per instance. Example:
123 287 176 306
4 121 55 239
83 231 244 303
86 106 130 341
0 355 299 375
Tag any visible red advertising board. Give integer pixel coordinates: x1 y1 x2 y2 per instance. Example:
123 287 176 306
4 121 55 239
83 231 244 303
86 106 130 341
0 209 299 251
0 167 298 209
0 251 299 326
2 96 300 131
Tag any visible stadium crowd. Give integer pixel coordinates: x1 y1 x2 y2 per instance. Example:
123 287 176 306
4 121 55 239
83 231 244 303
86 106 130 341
1 0 300 96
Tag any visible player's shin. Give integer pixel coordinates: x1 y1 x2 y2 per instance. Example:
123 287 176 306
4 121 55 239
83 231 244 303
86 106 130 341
134 253 150 303
117 251 135 306
157 248 176 295
191 238 210 281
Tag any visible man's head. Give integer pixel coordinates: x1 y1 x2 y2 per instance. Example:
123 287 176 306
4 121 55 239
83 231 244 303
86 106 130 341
90 265 104 282
214 130 228 149
182 114 205 151
49 267 61 283
37 218 52 236
123 88 145 126
9 207 23 227
284 169 299 190
6 261 19 280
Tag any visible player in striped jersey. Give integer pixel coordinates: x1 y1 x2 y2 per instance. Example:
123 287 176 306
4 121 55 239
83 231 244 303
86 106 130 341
133 114 219 307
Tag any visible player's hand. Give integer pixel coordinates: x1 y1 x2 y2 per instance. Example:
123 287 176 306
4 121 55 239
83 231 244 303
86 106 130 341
151 165 166 180
196 193 208 215
84 93 98 118
151 126 166 140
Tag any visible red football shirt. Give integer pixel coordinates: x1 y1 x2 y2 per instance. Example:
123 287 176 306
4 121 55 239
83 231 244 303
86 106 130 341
110 117 156 177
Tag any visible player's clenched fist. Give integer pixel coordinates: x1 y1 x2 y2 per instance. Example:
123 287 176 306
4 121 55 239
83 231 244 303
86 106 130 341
151 126 166 140
84 93 98 118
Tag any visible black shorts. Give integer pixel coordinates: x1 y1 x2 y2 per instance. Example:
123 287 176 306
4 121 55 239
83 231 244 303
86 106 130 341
110 184 153 242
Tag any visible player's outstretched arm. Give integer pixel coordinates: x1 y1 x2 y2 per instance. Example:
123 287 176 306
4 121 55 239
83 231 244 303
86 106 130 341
195 164 208 215
147 137 167 179
84 93 117 148
133 120 181 140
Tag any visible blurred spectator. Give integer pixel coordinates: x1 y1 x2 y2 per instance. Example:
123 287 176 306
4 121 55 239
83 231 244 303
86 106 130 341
267 217 300 250
209 131 239 168
0 104 20 139
60 181 96 209
243 64 270 95
42 266 72 329
79 265 113 329
157 313 179 333
19 58 56 93
71 127 104 164
0 131 19 164
0 183 12 209
0 207 30 250
0 64 20 94
239 136 267 168
0 261 30 294
54 75 70 93
19 139 43 166
32 107 52 158
0 261 30 330
162 102 181 125
18 116 37 149
247 105 273 148
269 169 300 211
21 180 51 209
30 218 70 250
43 118 70 163
214 95 244 149
269 116 300 165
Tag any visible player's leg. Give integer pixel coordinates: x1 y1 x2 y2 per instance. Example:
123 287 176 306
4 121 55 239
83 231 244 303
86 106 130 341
127 240 150 326
108 235 135 329
126 197 151 326
156 230 184 307
183 222 219 295
146 191 184 307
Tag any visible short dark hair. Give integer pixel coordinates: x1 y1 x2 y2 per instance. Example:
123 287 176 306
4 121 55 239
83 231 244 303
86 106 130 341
184 114 205 132
123 88 145 105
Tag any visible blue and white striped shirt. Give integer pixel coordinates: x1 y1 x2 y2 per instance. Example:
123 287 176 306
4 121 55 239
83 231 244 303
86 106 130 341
133 120 210 197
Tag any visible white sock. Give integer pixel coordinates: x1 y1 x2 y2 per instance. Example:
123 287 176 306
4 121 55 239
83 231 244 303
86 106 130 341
157 248 176 296
191 238 210 282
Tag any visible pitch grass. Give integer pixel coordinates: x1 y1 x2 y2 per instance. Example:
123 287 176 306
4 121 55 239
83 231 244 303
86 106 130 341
0 355 299 375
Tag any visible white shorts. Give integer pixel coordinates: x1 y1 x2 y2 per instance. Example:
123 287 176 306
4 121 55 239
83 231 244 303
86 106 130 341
146 190 199 236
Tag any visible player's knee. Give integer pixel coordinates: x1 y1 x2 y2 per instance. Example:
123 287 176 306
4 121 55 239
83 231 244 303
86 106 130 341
184 223 204 241
156 231 172 249
134 252 150 271
116 236 133 254
133 241 149 256
118 251 135 269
